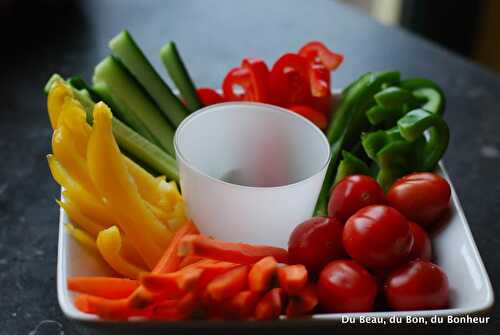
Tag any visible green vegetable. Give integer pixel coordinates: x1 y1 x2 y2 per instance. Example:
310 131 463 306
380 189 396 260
161 41 203 112
66 76 157 145
398 108 449 171
315 70 401 216
93 56 176 155
109 31 190 127
400 78 445 115
334 151 371 185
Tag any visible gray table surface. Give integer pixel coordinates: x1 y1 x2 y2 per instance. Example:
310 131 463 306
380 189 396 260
1 0 499 334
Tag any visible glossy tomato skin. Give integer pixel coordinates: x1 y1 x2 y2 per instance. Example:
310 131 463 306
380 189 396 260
317 260 378 312
328 175 385 222
343 205 414 269
288 217 345 275
387 173 451 227
385 260 449 311
408 222 432 261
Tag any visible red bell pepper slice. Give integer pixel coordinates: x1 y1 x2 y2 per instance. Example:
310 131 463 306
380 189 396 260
288 105 328 129
196 88 226 106
298 41 344 70
309 63 330 98
222 58 270 102
269 53 311 106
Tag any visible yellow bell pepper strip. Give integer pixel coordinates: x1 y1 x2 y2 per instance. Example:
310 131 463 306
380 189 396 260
52 125 96 195
57 198 108 236
87 102 172 268
47 82 72 129
57 97 92 156
47 154 115 223
167 202 188 232
65 223 99 254
58 196 146 268
97 226 147 279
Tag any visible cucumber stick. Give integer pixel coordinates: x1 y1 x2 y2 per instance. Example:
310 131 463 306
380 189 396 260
92 81 158 145
45 74 179 180
93 56 175 155
68 76 156 145
161 41 203 112
109 31 189 127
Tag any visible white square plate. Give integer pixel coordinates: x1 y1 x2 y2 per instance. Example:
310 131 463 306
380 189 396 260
56 93 494 334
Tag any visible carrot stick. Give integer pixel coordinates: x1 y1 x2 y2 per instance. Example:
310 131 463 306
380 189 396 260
178 235 288 264
140 267 204 296
206 265 249 302
154 220 198 273
225 290 261 319
179 254 204 268
277 265 308 295
68 277 139 299
255 287 286 320
128 221 198 309
286 284 318 318
248 256 278 292
74 294 152 319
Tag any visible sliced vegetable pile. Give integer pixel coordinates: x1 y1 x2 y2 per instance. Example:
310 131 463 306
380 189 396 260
199 41 343 130
70 221 318 320
44 32 454 321
315 73 449 216
47 80 186 276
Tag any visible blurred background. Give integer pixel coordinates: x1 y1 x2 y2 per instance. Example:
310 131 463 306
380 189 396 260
339 0 500 73
2 0 499 73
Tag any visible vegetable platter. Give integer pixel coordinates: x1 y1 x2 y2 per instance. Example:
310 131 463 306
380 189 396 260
43 30 493 333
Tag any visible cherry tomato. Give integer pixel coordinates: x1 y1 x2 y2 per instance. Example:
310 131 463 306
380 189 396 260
384 260 449 311
328 175 385 222
408 222 432 261
317 260 378 312
288 217 345 275
387 173 451 227
343 205 413 269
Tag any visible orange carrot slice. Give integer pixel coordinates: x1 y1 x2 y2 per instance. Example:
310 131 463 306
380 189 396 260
255 287 286 320
277 265 308 294
206 265 249 301
225 290 261 319
248 256 278 292
68 277 139 299
141 267 204 296
178 235 288 264
286 284 318 318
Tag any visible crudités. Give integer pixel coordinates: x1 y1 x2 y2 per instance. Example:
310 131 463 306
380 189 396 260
44 34 454 321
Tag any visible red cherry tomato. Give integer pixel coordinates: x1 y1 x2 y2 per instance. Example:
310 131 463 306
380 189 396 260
328 175 386 222
288 217 345 275
317 260 378 312
343 205 414 269
408 222 432 261
385 260 449 311
387 173 451 227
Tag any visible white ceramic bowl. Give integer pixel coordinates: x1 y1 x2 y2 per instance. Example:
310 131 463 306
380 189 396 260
57 92 494 333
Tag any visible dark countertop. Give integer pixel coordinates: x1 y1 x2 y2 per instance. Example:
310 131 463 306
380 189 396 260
1 0 499 334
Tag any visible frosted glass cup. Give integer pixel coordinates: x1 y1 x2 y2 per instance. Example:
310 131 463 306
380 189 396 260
174 102 331 247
